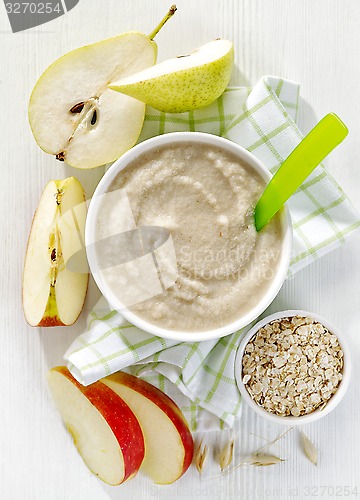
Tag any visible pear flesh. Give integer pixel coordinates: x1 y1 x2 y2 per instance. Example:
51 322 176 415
109 39 234 113
28 33 156 169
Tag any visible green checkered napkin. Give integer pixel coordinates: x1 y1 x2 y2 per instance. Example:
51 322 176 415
65 76 360 431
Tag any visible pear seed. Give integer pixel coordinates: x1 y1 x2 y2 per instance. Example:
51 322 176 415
69 102 85 114
91 109 97 126
56 152 65 162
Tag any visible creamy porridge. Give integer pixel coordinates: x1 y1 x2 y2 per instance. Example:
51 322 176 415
95 142 284 331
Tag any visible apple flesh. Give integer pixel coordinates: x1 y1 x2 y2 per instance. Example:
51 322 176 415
102 371 194 484
22 177 88 326
47 367 145 485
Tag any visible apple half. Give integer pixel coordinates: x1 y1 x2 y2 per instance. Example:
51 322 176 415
22 177 88 326
102 371 194 484
47 367 145 485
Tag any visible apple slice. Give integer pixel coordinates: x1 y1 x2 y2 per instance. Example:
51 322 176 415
47 367 145 485
109 39 234 113
102 371 194 484
22 177 88 326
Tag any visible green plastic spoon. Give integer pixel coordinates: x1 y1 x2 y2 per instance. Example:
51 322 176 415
254 113 348 231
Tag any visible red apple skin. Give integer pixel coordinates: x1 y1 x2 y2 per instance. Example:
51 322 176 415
39 317 65 327
104 371 194 478
36 280 89 327
53 367 145 483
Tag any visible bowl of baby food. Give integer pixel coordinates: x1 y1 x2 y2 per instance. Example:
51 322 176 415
86 132 292 341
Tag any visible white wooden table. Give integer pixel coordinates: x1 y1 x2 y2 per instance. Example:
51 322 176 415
1 1 360 498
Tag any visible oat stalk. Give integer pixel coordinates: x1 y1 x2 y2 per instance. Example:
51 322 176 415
300 431 318 466
195 438 209 474
204 428 291 480
241 453 284 467
250 432 283 449
218 439 234 471
255 427 293 455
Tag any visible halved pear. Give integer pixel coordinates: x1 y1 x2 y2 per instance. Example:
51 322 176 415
28 6 177 169
109 39 234 113
23 177 88 326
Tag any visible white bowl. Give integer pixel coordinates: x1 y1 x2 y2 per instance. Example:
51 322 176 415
235 310 351 425
86 132 292 342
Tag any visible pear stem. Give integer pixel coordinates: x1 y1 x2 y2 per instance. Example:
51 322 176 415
148 5 177 41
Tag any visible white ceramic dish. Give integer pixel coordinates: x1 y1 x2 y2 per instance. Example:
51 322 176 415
86 132 293 341
234 310 351 425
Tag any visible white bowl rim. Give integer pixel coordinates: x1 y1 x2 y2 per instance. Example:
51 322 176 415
234 309 351 425
86 132 293 342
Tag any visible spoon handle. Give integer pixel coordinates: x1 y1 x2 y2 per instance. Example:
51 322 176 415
254 113 348 231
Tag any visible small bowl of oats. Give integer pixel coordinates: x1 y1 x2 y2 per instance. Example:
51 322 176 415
235 310 351 425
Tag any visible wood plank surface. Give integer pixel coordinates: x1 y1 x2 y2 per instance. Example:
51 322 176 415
1 1 359 498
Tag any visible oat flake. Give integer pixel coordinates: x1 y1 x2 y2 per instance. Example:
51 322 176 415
242 316 344 417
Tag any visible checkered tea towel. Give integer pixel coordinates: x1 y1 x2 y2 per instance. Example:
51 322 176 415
64 76 360 431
